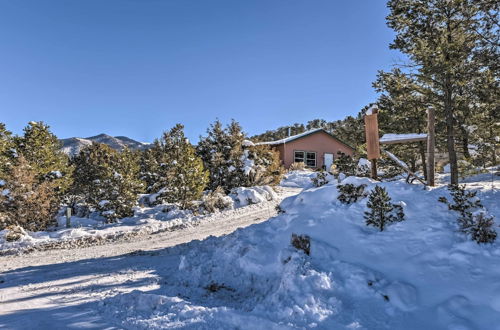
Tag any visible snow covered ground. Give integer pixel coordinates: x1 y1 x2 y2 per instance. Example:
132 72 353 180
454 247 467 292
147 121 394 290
1 171 500 329
0 186 280 254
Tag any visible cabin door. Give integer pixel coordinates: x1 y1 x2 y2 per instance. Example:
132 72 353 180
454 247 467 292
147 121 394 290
324 153 334 171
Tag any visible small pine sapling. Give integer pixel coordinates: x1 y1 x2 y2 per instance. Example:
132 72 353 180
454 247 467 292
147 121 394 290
364 185 405 231
337 184 368 204
438 185 490 238
438 184 482 218
469 212 497 244
311 171 329 187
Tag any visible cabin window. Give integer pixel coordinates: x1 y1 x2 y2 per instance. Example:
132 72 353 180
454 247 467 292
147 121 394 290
306 152 316 167
294 151 305 163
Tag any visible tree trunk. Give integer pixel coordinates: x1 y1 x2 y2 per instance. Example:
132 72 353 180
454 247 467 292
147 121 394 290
445 87 458 185
445 19 458 185
460 126 471 159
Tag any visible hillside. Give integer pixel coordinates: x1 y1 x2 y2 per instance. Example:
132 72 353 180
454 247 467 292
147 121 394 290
59 134 150 155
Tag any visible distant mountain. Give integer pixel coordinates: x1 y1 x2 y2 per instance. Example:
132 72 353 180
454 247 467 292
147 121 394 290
60 134 151 156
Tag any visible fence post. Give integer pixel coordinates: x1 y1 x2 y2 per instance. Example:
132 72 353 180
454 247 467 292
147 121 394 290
66 207 72 228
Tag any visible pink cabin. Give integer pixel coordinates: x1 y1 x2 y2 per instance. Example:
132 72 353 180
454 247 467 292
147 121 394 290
257 128 355 170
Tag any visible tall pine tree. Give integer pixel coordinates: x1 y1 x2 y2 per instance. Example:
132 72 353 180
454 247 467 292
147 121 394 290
385 0 499 184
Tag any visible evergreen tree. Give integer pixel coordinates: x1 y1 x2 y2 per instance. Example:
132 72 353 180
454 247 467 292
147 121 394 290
385 0 499 184
337 184 368 204
197 120 246 192
469 212 497 244
373 70 428 177
334 152 357 176
71 143 141 222
151 124 208 208
364 185 405 231
242 144 284 186
0 123 14 180
0 156 59 231
15 121 72 193
138 147 161 194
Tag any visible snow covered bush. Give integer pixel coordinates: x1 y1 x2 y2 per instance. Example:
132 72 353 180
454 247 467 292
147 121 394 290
145 124 209 208
71 143 142 222
438 184 482 220
439 185 496 244
0 155 59 231
231 186 277 207
197 120 247 193
311 170 329 187
469 212 497 244
4 224 27 242
198 120 283 192
200 187 234 213
289 162 305 171
241 144 284 187
291 233 311 255
337 183 368 204
364 185 405 231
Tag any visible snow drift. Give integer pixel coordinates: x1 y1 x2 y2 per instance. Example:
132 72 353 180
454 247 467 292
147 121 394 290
98 174 500 329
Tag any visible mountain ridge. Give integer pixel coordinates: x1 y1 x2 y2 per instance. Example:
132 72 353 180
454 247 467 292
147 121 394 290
60 134 151 156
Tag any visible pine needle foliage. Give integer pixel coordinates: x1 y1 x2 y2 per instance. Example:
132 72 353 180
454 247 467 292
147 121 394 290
469 212 497 244
142 124 208 208
0 156 59 231
439 184 496 243
334 152 357 176
311 171 329 187
14 121 72 194
71 143 142 222
337 184 368 205
364 185 405 231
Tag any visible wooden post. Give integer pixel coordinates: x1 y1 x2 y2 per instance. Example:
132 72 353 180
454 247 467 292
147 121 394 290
66 207 71 228
371 159 377 179
364 106 380 180
427 108 435 186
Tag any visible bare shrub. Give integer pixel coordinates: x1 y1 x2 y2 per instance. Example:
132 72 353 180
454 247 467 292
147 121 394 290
289 162 305 171
200 187 234 213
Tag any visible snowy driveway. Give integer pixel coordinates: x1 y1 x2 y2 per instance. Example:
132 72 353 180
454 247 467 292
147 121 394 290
0 187 301 329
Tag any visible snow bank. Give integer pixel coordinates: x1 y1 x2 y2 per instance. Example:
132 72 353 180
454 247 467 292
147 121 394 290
0 185 278 253
280 170 318 188
98 174 500 329
231 186 278 206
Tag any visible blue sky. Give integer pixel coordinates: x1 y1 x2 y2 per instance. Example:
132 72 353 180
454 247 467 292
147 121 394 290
0 0 400 143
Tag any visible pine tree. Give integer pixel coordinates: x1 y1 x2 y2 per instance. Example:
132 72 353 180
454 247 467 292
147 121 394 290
71 143 141 222
0 156 59 231
0 123 14 180
15 121 72 194
197 120 246 192
364 185 405 231
242 144 284 186
373 70 428 177
469 212 497 244
385 0 498 185
438 184 482 219
151 124 208 208
334 152 357 176
337 184 368 204
138 147 161 194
